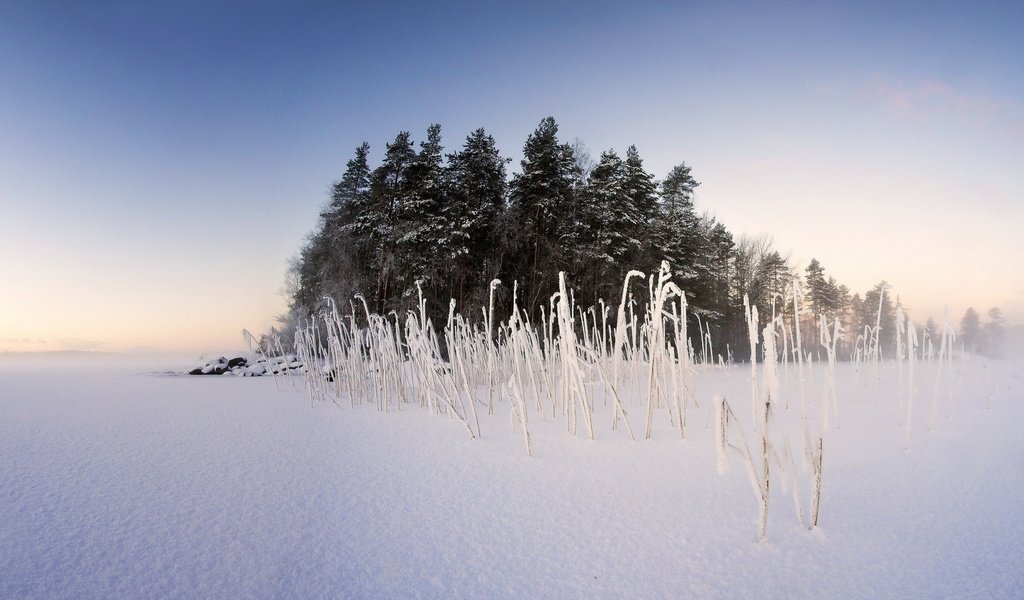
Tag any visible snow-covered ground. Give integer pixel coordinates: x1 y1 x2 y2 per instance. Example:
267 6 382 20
1 354 1021 598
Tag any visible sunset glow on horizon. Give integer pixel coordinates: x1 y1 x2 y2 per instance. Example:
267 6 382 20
2 2 1021 354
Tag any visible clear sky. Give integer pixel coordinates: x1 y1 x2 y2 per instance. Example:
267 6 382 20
1 1 1021 353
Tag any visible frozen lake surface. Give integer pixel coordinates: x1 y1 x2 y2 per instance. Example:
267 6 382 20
1 354 1022 598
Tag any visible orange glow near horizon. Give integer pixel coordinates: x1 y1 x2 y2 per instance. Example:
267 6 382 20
1 3 1021 354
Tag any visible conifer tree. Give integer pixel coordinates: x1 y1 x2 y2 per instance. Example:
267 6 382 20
445 127 509 307
292 229 330 315
362 131 416 309
836 283 851 318
704 217 735 314
805 258 828 315
691 214 735 347
324 142 371 239
850 293 865 332
863 282 896 355
760 251 793 313
960 307 983 353
507 117 580 312
576 149 633 303
292 143 371 315
621 145 659 266
655 163 702 287
322 143 372 304
394 124 447 299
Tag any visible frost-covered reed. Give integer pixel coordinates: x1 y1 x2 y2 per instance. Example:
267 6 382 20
285 261 980 542
292 263 707 453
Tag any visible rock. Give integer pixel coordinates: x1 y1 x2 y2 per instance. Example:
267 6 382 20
185 354 293 377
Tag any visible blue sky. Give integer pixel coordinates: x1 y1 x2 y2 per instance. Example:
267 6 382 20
1 1 1021 352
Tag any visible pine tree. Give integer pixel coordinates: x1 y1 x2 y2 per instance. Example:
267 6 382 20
863 282 896 355
321 143 372 305
621 145 659 265
589 150 626 255
324 142 371 239
760 251 793 316
445 127 509 307
960 307 983 353
705 216 735 317
394 124 447 299
575 150 633 302
850 293 865 332
802 258 844 320
362 131 416 310
805 259 827 315
654 162 701 287
507 117 580 312
292 143 372 316
835 284 851 318
691 214 735 347
292 229 330 315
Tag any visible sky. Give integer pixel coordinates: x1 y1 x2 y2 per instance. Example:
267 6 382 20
1 1 1021 354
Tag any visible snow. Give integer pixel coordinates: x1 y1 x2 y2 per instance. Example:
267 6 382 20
1 354 1022 598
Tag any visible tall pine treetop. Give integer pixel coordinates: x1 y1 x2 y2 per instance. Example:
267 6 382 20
323 142 371 235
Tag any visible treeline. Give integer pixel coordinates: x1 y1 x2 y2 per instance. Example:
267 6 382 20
285 117 1001 360
289 118 738 346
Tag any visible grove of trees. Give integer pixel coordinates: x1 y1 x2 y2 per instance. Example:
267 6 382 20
283 117 1004 361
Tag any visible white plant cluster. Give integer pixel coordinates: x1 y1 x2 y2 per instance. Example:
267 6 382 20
294 262 702 454
289 263 968 542
715 300 827 543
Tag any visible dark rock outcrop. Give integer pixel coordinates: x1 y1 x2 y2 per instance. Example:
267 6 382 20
186 354 303 377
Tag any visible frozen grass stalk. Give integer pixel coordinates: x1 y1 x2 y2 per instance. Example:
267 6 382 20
758 319 779 542
715 395 728 474
486 279 500 416
645 262 683 440
285 262 984 538
744 294 759 427
556 272 594 440
904 318 918 448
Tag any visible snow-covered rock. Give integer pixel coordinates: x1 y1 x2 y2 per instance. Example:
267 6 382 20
187 355 302 376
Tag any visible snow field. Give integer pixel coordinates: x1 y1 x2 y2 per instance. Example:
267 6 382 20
1 355 1021 598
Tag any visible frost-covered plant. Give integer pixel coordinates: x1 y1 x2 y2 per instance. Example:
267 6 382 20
504 287 535 455
644 261 685 440
274 264 1009 544
757 318 780 541
743 294 759 426
715 394 770 542
929 311 957 430
612 270 645 390
818 315 841 431
555 272 594 439
904 317 918 448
